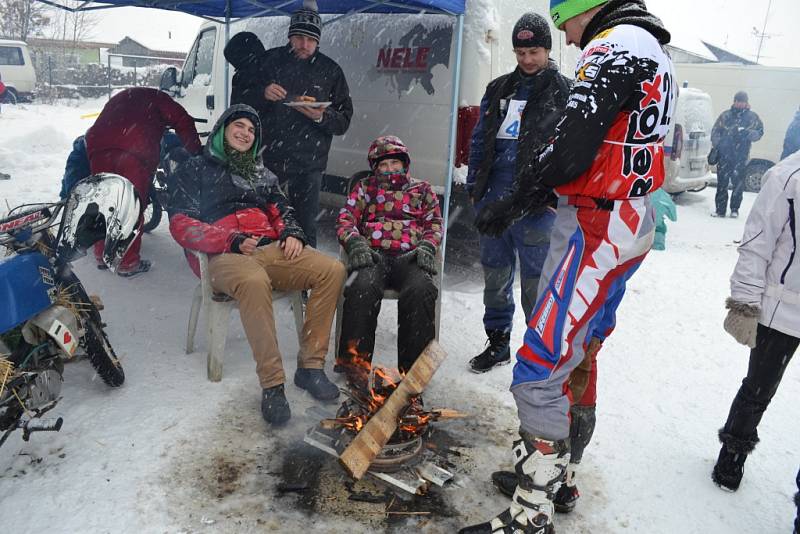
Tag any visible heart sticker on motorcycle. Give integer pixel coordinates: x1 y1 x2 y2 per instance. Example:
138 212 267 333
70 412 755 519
63 332 72 344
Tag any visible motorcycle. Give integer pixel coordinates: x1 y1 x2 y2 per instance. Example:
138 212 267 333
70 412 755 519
0 173 140 448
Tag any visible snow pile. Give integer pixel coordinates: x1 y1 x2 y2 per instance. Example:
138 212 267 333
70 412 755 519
0 101 798 533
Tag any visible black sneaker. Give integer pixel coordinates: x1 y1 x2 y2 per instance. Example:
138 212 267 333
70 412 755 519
553 482 579 513
261 384 291 426
469 329 511 373
491 470 517 498
294 368 340 402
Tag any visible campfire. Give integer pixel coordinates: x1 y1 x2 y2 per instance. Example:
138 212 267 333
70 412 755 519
323 343 437 439
304 340 462 494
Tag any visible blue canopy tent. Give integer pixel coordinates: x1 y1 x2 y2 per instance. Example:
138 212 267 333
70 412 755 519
38 0 466 279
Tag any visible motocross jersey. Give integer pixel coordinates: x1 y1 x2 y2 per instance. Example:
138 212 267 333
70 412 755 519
538 24 676 199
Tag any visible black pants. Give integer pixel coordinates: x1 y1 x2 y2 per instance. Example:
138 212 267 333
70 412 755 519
715 157 746 215
721 324 798 442
277 169 323 248
338 255 437 373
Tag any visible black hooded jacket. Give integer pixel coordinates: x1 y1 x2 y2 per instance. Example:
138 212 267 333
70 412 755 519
468 60 571 206
227 39 353 175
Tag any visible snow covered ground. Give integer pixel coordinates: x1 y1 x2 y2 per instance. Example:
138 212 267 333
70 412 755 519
0 99 797 533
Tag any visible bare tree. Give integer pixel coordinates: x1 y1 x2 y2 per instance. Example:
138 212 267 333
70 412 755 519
0 0 50 41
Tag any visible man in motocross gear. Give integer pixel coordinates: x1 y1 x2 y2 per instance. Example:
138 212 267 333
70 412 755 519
464 1 675 532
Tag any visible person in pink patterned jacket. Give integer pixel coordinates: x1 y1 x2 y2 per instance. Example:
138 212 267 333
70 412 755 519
336 135 443 374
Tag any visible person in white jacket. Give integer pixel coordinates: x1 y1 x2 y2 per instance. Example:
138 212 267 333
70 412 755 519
713 149 800 494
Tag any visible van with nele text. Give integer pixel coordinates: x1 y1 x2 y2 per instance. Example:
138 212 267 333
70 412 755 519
159 1 579 205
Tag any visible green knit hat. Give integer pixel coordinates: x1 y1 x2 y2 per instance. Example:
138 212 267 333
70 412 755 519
550 0 608 29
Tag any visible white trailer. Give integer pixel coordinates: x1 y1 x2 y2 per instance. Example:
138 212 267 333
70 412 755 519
673 62 800 191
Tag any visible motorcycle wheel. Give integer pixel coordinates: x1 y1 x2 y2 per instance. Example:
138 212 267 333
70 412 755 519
83 318 125 387
142 189 163 233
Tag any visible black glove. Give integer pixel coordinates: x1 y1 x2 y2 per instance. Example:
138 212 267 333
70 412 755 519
475 196 524 237
230 233 251 254
344 236 380 272
414 240 438 275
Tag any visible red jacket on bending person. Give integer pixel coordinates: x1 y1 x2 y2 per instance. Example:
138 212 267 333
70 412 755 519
85 87 201 275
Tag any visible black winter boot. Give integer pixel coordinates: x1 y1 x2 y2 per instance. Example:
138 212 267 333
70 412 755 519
261 385 291 426
712 429 759 491
470 329 511 373
294 368 340 402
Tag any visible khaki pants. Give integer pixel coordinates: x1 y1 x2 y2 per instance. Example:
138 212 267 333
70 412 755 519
208 243 346 388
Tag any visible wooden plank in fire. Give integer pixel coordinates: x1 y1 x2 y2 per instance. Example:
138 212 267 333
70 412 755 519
338 340 448 480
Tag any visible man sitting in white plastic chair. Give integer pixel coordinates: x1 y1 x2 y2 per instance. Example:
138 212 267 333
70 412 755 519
167 104 345 426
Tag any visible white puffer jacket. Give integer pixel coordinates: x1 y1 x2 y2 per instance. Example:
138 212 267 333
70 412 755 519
730 150 800 338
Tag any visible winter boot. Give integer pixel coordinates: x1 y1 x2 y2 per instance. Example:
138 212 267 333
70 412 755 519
712 429 759 491
261 384 291 426
469 329 511 373
294 368 340 402
459 432 569 534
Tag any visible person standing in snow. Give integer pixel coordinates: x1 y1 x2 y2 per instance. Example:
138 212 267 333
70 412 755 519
85 87 201 276
711 150 800 493
466 13 570 375
710 91 764 219
781 105 800 160
462 1 675 532
335 136 442 375
227 0 353 248
167 104 345 426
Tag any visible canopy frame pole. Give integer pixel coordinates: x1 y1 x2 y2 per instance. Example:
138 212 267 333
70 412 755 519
435 11 464 334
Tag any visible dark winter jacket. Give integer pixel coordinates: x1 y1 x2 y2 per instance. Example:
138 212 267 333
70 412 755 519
711 106 764 164
60 135 90 199
781 110 800 160
85 87 201 170
230 43 353 174
225 32 266 105
337 171 443 255
168 104 305 278
466 60 570 206
520 0 675 201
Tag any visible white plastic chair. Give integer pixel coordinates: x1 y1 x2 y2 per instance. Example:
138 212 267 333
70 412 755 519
185 250 305 382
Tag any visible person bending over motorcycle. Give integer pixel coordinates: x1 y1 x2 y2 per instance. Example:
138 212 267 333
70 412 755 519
85 87 201 276
167 104 345 426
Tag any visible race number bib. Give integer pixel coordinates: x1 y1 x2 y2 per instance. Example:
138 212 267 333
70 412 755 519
496 99 526 140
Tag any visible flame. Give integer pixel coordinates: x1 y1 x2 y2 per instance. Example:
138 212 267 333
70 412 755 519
333 341 435 438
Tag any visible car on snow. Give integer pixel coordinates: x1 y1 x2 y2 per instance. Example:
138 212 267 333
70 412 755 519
0 40 36 104
662 84 714 196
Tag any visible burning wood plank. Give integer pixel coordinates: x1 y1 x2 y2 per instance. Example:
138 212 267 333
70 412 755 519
338 340 447 480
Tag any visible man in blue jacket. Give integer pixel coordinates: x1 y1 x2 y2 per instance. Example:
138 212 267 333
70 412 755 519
466 13 570 373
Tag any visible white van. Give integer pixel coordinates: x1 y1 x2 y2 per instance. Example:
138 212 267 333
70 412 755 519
674 62 800 192
0 40 36 103
662 85 714 195
160 1 579 202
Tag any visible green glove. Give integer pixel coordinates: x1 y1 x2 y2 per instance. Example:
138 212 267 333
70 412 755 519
414 240 438 275
344 236 379 272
